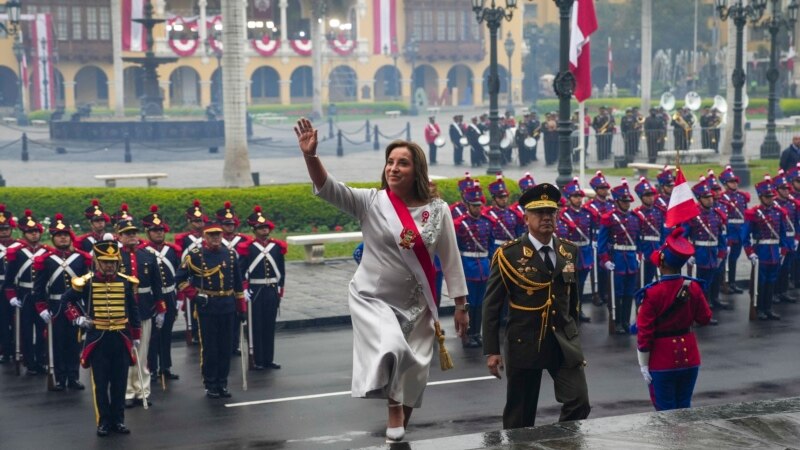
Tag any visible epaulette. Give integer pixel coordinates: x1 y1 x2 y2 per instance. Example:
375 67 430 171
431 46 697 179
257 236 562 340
270 238 289 255
191 247 201 254
71 273 93 292
502 236 523 248
559 238 577 249
118 273 140 286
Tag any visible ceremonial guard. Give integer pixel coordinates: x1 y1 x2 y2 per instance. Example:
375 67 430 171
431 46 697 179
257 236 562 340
62 236 141 436
111 203 134 223
116 218 164 408
621 108 638 162
598 179 643 334
140 205 182 383
514 114 530 165
708 108 722 152
543 112 559 165
773 170 799 304
217 201 250 355
174 199 208 343
32 214 91 390
592 106 615 161
77 199 111 254
486 174 525 257
449 114 465 166
450 173 474 219
512 172 537 216
240 206 286 370
683 178 728 318
454 185 494 348
671 107 694 151
3 209 48 374
466 116 485 167
635 229 712 411
528 112 542 162
584 171 613 306
655 166 675 212
424 116 441 165
744 176 793 320
789 163 800 285
556 178 594 323
0 205 15 363
176 221 246 398
483 183 590 429
644 108 667 163
634 177 666 286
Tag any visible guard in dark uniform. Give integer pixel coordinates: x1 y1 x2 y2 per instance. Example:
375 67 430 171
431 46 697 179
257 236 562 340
772 170 799 304
0 204 16 363
217 201 251 355
592 106 615 161
699 106 712 149
449 114 465 166
111 203 134 224
3 209 48 374
140 205 182 382
174 199 208 343
32 213 91 390
655 166 675 212
644 108 666 163
556 178 594 323
240 206 286 370
466 116 484 167
486 174 525 257
620 108 638 162
176 221 246 398
483 183 591 429
511 172 537 216
719 166 749 294
450 172 475 220
634 177 666 286
584 172 613 306
77 199 111 254
62 236 141 436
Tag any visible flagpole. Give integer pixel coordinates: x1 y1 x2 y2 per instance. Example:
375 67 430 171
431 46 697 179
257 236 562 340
579 101 586 187
607 36 612 89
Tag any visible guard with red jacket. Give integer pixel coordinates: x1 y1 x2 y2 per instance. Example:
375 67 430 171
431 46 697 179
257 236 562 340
635 228 713 411
239 206 286 370
217 201 251 355
32 214 91 391
62 237 141 436
455 185 495 348
451 172 475 219
634 177 666 286
0 204 16 363
140 205 182 382
773 170 800 304
174 199 208 343
586 171 614 306
511 172 537 215
744 175 794 320
77 199 111 254
486 174 525 257
424 116 441 165
719 165 749 294
3 209 48 374
598 179 643 334
655 166 675 211
557 177 594 323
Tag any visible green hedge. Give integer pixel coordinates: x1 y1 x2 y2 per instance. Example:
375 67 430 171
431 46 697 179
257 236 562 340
532 96 799 117
0 175 501 233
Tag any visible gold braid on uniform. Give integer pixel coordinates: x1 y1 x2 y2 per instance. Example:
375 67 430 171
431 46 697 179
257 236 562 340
494 247 553 351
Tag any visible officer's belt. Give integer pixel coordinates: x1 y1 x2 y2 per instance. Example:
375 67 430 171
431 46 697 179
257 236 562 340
249 278 279 285
198 288 235 297
0 275 4 282
509 298 552 352
654 328 689 338
612 245 637 251
493 239 509 246
138 287 152 294
754 239 779 245
461 251 488 258
93 318 128 331
17 281 33 289
728 219 744 224
572 239 591 246
162 285 176 294
693 241 718 247
642 236 660 242
49 294 64 301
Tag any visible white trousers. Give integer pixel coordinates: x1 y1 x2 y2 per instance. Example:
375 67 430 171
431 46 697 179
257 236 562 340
125 318 152 400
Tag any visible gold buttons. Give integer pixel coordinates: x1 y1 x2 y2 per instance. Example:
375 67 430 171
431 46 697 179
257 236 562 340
516 338 522 343
672 339 677 343
551 310 557 316
680 338 685 343
551 326 556 332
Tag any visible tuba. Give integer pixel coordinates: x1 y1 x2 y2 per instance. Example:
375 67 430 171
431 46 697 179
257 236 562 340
712 95 728 127
659 92 676 112
684 91 702 111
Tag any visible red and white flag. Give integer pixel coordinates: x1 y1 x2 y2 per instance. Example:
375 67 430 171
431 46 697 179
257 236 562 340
122 0 146 52
665 168 700 228
372 0 397 55
569 0 598 102
30 13 55 111
607 36 613 81
21 51 29 90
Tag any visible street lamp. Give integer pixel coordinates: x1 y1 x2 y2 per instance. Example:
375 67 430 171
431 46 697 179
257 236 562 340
504 31 515 115
383 36 399 100
760 0 798 159
205 26 223 116
4 1 26 125
40 37 49 110
472 0 517 175
717 0 767 187
552 0 576 188
4 0 21 35
404 37 419 116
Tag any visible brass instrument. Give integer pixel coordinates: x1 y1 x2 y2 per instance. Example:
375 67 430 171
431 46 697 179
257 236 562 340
636 115 645 140
531 124 542 138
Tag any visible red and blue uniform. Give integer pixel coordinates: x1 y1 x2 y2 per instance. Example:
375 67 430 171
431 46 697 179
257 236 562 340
634 177 665 286
558 178 595 300
681 200 727 308
585 171 613 304
773 171 800 301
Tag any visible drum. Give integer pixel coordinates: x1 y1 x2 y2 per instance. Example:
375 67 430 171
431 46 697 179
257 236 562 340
500 136 511 149
524 137 537 148
459 136 468 146
434 136 446 147
478 134 490 146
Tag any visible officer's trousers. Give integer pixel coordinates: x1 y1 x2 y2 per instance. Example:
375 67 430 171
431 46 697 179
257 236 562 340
777 252 794 296
612 273 637 326
20 293 46 369
648 367 699 411
149 296 177 374
198 312 234 390
53 313 80 383
428 142 437 164
727 240 743 287
453 144 463 165
252 286 280 367
0 295 12 358
90 333 128 426
503 364 590 429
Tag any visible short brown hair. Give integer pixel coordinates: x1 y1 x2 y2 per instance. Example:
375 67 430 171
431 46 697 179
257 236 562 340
380 140 433 203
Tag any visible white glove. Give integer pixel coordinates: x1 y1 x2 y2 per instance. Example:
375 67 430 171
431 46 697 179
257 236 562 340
155 312 165 329
176 299 184 313
10 297 22 308
640 365 652 384
604 261 615 271
133 339 141 348
244 289 252 303
74 316 92 329
748 253 758 262
687 256 696 266
39 310 52 324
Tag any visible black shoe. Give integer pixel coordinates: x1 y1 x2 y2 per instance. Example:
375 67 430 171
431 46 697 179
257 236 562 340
219 387 232 398
757 311 770 321
150 372 159 382
27 366 44 376
579 312 591 323
462 338 481 349
709 318 719 326
265 362 281 369
767 311 781 320
730 285 744 294
97 424 110 437
67 379 85 390
252 364 265 371
232 349 242 356
50 382 65 392
206 389 221 399
615 324 628 335
191 337 199 345
778 294 798 304
161 370 180 380
592 296 606 307
125 398 136 408
111 423 131 434
713 301 734 311
0 355 8 364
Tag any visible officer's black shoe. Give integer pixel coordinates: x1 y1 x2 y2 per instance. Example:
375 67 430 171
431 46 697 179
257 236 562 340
125 398 136 408
709 318 719 326
767 311 781 320
266 362 281 370
27 366 44 376
778 294 798 304
205 389 221 399
730 285 744 294
96 424 110 437
0 355 8 364
219 387 232 398
757 311 770 321
579 312 591 323
253 364 265 370
150 372 159 382
50 382 65 392
68 379 85 390
462 338 481 349
111 423 131 434
592 297 606 307
615 324 628 335
713 301 734 311
161 370 180 380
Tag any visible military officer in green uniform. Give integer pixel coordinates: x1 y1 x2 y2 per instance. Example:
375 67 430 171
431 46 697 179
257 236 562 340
483 183 591 429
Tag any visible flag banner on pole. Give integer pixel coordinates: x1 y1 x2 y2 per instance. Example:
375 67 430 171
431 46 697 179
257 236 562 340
569 0 598 102
665 168 700 228
372 0 397 55
30 13 55 111
607 36 613 81
122 0 146 52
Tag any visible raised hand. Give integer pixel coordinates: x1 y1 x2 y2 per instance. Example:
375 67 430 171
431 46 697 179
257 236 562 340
294 118 319 157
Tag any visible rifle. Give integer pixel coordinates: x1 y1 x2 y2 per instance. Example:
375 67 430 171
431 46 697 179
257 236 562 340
247 290 255 371
132 346 148 410
47 320 57 391
609 269 616 335
14 306 21 376
591 246 601 305
240 321 248 391
749 261 757 321
184 295 193 345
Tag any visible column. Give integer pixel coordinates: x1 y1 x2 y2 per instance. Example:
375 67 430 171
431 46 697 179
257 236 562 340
200 80 211 106
160 80 171 109
199 0 208 48
64 81 76 110
111 0 125 116
279 79 291 105
279 0 290 55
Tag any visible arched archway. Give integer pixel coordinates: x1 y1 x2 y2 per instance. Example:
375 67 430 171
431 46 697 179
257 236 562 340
374 65 401 101
481 65 508 102
123 66 144 103
328 65 357 102
447 65 474 106
290 65 312 103
0 66 18 107
52 69 65 107
251 66 280 104
412 64 439 105
74 65 109 107
211 67 222 106
169 66 200 107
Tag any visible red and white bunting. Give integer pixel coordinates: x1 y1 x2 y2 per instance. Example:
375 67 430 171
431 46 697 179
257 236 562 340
167 16 200 57
328 33 356 56
252 34 280 57
207 15 223 53
122 0 146 52
290 39 312 56
372 0 397 55
30 13 55 111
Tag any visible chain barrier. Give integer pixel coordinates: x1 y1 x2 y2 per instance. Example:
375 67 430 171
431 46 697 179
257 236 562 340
378 127 407 140
0 121 49 134
0 138 22 151
340 133 369 146
335 122 367 136
67 140 126 155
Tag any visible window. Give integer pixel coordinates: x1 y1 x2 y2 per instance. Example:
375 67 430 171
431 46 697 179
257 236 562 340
99 8 110 40
72 7 82 40
56 7 68 41
422 12 433 41
27 6 37 14
462 11 474 41
436 13 446 41
411 11 423 41
86 7 98 40
447 11 457 41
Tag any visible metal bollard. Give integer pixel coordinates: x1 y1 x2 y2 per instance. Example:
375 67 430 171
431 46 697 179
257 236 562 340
337 129 344 156
328 117 334 139
21 133 29 162
365 120 371 142
124 133 132 163
406 122 411 141
251 172 260 186
373 125 380 150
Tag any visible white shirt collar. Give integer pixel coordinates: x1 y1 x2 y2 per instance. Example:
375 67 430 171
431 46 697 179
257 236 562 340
527 233 554 251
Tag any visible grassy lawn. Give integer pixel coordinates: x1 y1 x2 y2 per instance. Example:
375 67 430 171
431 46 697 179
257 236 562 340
595 159 781 181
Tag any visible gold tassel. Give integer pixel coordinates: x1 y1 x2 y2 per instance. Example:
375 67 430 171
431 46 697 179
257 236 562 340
435 321 454 371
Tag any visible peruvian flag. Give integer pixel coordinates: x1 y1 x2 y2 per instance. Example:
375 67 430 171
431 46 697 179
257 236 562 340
30 13 55 111
665 168 700 228
607 37 613 81
372 0 397 55
569 0 598 102
122 0 146 51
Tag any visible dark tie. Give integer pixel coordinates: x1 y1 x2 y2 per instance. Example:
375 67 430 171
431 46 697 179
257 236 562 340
541 246 555 272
